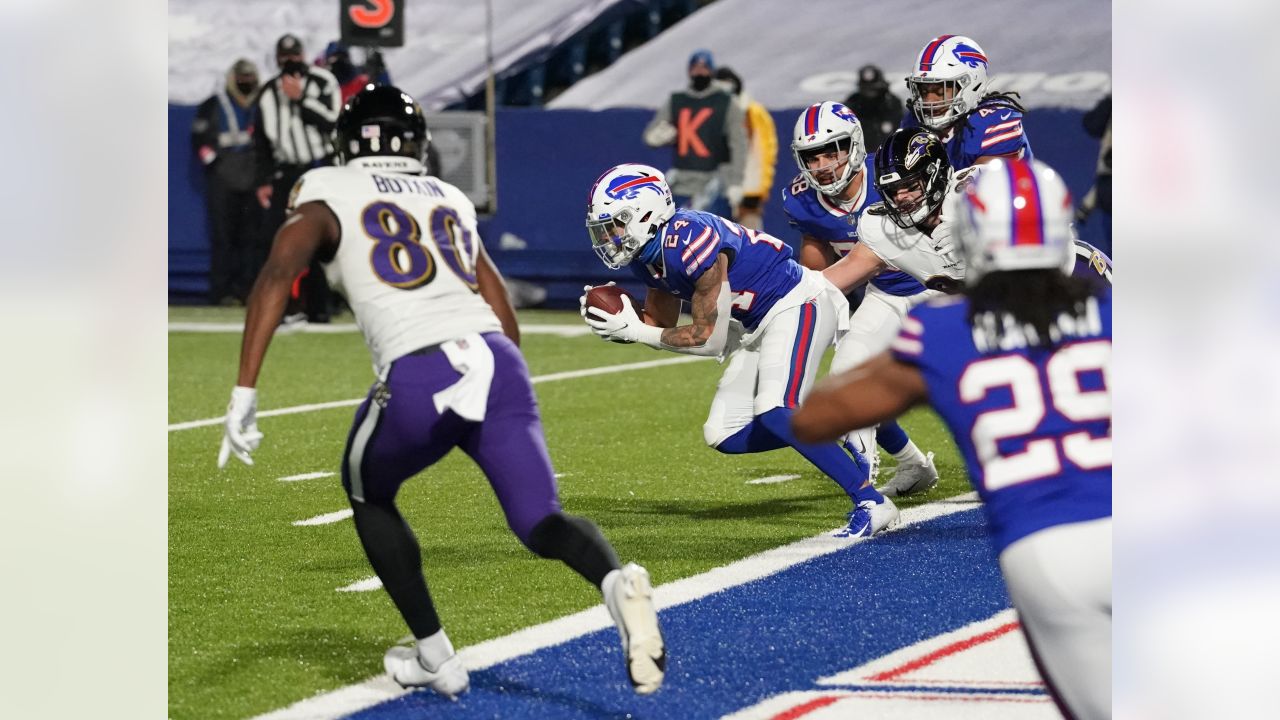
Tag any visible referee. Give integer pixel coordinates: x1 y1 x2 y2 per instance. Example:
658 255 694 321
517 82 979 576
254 33 342 322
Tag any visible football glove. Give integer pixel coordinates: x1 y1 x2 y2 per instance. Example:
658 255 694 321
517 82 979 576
584 294 651 344
217 386 264 468
578 282 616 322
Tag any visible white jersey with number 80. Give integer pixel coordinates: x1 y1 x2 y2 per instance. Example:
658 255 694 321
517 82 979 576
290 158 502 374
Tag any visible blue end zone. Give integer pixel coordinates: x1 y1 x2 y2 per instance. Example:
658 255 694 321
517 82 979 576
346 507 1010 719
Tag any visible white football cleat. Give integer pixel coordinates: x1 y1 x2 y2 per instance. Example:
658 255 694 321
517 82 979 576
603 562 666 694
836 496 901 538
383 646 470 699
882 451 939 497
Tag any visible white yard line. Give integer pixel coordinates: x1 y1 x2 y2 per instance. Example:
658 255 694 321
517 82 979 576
747 474 801 485
169 321 592 337
293 509 354 527
336 577 384 593
169 356 710 432
278 471 336 483
252 493 981 720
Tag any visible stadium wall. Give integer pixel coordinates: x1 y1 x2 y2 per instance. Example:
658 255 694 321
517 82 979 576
168 106 1104 305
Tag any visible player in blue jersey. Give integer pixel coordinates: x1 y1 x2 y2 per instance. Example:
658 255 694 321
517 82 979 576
901 35 1033 170
793 158 1111 720
580 163 899 537
782 102 940 496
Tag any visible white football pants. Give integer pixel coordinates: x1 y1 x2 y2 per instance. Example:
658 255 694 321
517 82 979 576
1000 517 1112 720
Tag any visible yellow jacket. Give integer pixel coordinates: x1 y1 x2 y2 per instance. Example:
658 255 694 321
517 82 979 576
741 95 778 201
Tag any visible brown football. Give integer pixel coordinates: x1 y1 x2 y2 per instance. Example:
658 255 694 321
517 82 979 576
585 284 639 316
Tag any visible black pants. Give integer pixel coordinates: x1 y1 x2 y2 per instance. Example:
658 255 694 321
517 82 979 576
205 176 261 303
265 164 332 321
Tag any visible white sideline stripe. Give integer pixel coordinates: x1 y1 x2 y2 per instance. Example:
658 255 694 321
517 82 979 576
169 322 592 337
293 509 354 527
252 492 981 720
336 577 383 593
168 356 711 432
747 474 801 485
279 471 336 482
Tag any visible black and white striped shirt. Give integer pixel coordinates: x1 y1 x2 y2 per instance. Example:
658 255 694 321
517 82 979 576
254 65 341 180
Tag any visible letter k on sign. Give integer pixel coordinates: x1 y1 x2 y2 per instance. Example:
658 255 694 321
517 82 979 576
677 107 712 158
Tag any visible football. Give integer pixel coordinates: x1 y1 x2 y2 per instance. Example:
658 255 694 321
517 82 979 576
584 284 639 316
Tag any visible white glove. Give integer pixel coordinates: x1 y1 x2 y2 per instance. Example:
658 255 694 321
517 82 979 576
218 386 264 467
584 294 652 344
726 184 744 208
578 282 615 323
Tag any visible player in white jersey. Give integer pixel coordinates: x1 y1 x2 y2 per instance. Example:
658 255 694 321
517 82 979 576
819 128 975 484
216 86 665 698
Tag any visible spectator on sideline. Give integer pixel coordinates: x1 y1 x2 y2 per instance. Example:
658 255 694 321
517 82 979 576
253 33 342 323
192 58 262 305
714 66 777 230
320 41 370 102
643 49 746 217
842 64 903 153
1077 94 1112 256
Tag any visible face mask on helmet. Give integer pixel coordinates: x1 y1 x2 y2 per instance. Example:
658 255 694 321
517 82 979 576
874 129 952 229
907 35 989 131
791 103 867 197
585 165 675 270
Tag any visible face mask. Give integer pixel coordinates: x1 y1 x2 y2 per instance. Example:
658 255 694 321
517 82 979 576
235 81 258 96
690 75 711 91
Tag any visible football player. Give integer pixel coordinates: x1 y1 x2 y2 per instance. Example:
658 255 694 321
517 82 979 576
217 86 665 698
793 158 1112 720
581 163 898 538
902 35 1034 170
783 102 941 497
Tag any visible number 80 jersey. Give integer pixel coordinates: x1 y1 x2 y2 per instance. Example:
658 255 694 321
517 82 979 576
291 162 502 374
891 289 1112 553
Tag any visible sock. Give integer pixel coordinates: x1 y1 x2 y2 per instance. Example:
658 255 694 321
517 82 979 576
416 629 455 670
892 440 926 466
755 407 882 503
525 512 621 588
876 420 910 455
350 497 443 639
714 419 789 454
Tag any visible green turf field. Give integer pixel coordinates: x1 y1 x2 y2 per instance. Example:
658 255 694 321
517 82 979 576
168 308 967 719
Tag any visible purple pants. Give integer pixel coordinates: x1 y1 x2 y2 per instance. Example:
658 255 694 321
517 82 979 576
340 332 562 542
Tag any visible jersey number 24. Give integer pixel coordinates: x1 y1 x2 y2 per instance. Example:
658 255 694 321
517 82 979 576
960 340 1111 492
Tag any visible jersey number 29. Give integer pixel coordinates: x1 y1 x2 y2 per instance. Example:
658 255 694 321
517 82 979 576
360 201 479 291
960 340 1111 492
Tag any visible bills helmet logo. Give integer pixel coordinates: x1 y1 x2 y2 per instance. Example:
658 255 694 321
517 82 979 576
904 134 932 170
605 174 664 200
952 42 988 69
831 103 858 124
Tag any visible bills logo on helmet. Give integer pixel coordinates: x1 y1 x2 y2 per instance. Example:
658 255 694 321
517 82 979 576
605 174 664 200
952 42 988 68
904 134 932 170
831 103 857 124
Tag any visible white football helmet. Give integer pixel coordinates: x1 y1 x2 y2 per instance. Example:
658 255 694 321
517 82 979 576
947 158 1075 285
586 164 676 269
907 35 990 131
791 102 866 196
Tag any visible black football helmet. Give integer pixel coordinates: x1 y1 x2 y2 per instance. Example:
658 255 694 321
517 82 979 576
873 128 952 229
334 84 431 169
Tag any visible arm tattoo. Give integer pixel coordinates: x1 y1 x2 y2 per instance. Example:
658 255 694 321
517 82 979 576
660 254 725 348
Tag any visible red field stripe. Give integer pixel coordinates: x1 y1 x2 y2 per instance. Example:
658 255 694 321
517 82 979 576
869 621 1021 681
771 694 842 720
